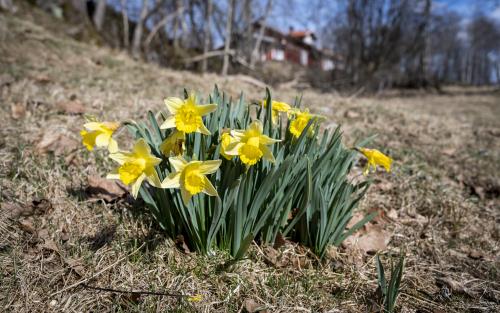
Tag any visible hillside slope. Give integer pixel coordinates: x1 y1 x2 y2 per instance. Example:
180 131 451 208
1 5 499 312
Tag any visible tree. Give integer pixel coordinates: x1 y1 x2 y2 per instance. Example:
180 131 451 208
93 0 107 31
202 0 213 73
221 0 235 76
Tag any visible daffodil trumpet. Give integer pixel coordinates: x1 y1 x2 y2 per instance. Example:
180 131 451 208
262 99 291 125
161 156 221 205
107 139 162 198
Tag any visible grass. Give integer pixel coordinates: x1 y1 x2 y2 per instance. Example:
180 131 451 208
1 4 500 312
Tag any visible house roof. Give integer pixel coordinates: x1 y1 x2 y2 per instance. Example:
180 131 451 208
288 30 317 41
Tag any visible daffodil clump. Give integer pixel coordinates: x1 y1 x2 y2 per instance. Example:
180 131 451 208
81 87 392 258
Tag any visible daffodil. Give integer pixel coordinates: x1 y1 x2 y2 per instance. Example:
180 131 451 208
357 148 392 175
161 156 221 205
160 93 217 135
107 139 162 198
289 109 316 139
160 130 185 156
262 99 291 124
80 120 120 152
224 120 280 166
186 294 203 302
219 132 235 160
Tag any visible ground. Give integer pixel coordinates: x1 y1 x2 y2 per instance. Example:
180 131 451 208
1 5 499 313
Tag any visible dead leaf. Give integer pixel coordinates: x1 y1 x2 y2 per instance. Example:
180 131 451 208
1 202 30 219
273 232 286 249
65 258 85 276
86 175 127 202
344 110 360 118
356 225 391 254
467 249 484 260
346 212 365 229
386 209 398 221
36 129 78 155
40 239 59 253
31 198 53 215
11 103 26 119
441 148 456 157
18 219 36 234
0 73 15 87
33 74 51 84
56 100 86 115
243 298 266 313
175 235 190 254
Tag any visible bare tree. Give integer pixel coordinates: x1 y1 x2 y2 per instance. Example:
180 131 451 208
221 0 235 76
131 0 149 58
93 0 107 31
201 0 213 73
120 0 129 48
250 0 273 68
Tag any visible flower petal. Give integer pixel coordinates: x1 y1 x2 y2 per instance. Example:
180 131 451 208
107 138 119 153
259 134 281 145
133 139 151 157
131 173 146 199
95 133 110 147
224 142 244 155
181 187 192 205
198 160 222 175
197 123 211 135
202 177 218 197
161 172 181 188
106 169 120 180
196 104 217 116
249 120 263 133
145 168 162 188
164 97 184 114
109 152 130 165
169 156 188 172
83 122 103 131
261 145 275 163
160 116 176 129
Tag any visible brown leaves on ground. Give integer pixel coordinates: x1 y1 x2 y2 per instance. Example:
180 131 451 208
35 128 79 155
343 209 392 255
86 175 127 202
10 102 26 119
2 198 53 220
56 99 86 115
243 298 268 313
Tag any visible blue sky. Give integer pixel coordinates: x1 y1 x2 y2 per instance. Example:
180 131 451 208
266 0 500 33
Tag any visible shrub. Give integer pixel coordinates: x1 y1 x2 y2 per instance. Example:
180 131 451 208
80 86 392 259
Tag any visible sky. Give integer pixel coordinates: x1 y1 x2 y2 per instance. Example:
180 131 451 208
266 0 500 33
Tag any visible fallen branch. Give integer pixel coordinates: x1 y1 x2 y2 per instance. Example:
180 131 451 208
183 49 235 64
49 244 145 297
81 283 192 299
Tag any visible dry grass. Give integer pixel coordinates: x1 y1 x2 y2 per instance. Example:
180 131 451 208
1 5 499 312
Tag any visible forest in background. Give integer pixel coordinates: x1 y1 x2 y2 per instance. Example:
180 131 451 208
12 0 500 91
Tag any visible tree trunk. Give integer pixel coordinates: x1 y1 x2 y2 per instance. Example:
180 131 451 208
144 7 185 51
120 0 129 49
93 0 107 31
201 0 213 73
221 0 235 76
132 0 149 59
249 0 272 68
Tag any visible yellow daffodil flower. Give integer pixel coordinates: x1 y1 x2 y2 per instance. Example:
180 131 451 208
160 130 185 156
161 156 221 205
224 120 280 166
357 148 392 175
160 93 217 135
289 109 314 138
80 120 120 152
219 132 235 160
186 294 203 302
262 99 291 124
107 139 162 198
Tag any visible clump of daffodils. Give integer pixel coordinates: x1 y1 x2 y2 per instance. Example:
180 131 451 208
81 87 392 258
